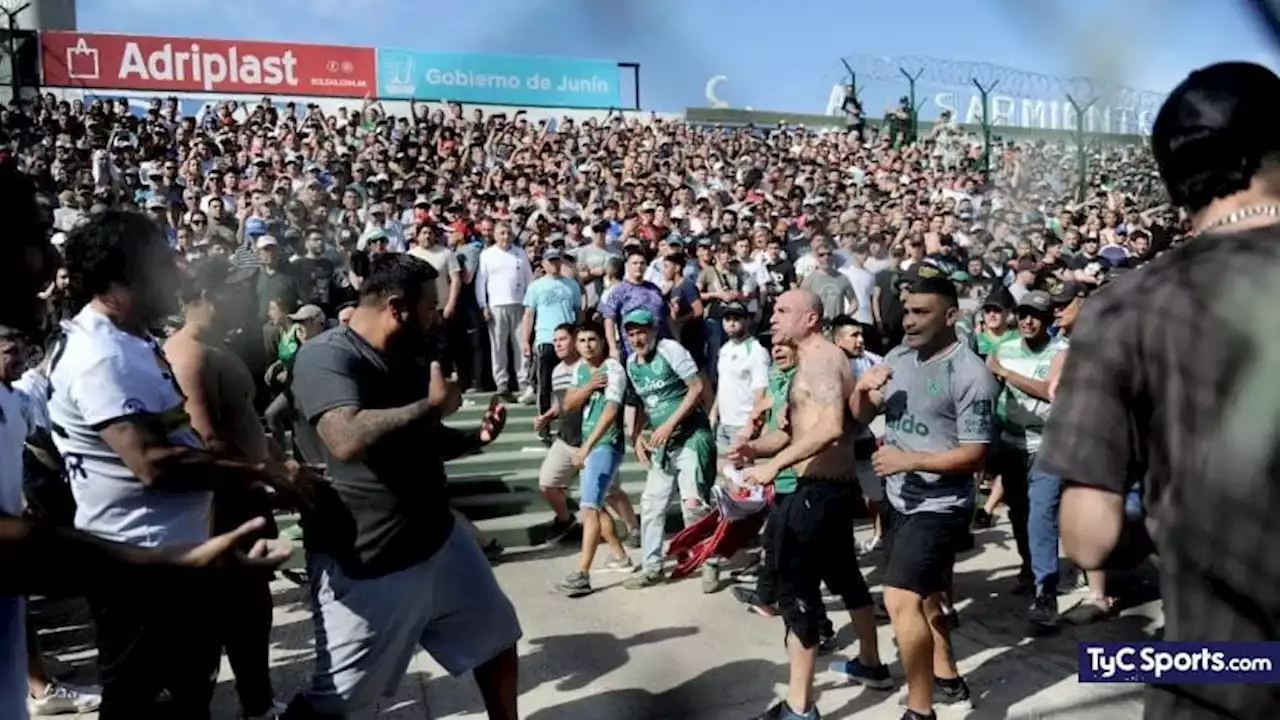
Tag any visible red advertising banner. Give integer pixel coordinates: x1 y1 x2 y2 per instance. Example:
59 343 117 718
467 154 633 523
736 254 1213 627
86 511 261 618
41 31 376 98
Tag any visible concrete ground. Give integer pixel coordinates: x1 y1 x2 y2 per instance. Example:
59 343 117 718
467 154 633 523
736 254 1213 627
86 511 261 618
35 514 1161 720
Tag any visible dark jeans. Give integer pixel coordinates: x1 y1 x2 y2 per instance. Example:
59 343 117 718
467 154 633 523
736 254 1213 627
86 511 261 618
993 444 1035 580
703 317 725 386
536 343 558 417
216 574 275 716
466 311 494 392
90 578 220 719
442 311 474 391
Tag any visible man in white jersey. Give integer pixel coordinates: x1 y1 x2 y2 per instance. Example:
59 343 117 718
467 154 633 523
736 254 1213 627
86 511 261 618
710 303 769 449
832 315 887 553
48 212 311 719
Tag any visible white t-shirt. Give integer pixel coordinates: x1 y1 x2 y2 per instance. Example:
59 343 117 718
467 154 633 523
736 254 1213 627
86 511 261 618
0 384 29 720
48 307 211 547
715 337 770 428
840 264 876 325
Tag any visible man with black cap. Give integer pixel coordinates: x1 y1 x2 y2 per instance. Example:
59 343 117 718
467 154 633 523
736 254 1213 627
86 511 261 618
710 302 769 451
985 290 1067 620
1041 62 1280 719
973 287 1018 359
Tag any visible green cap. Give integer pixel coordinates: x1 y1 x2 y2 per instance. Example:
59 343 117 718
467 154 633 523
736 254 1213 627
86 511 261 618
623 309 656 327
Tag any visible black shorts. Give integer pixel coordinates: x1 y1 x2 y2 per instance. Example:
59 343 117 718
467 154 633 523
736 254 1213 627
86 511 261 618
883 505 971 597
765 480 872 649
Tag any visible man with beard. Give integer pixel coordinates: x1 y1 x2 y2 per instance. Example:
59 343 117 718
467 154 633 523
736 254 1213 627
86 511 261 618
164 257 284 719
985 290 1066 626
283 254 520 719
850 273 998 720
48 211 311 719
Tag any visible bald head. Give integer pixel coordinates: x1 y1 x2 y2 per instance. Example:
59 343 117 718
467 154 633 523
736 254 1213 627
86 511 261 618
771 289 824 343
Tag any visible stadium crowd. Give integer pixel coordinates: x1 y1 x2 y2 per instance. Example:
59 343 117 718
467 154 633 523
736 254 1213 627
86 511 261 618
1 88 1191 720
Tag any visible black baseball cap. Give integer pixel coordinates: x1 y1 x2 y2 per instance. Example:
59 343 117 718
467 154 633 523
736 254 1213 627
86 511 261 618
1048 279 1089 305
1153 62 1280 211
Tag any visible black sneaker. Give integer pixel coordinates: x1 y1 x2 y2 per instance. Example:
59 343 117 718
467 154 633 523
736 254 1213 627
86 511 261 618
899 710 935 720
731 586 778 617
1011 571 1036 596
751 700 820 719
971 508 993 529
1029 591 1059 631
546 517 576 542
482 539 504 564
898 677 973 711
935 677 973 709
828 658 894 690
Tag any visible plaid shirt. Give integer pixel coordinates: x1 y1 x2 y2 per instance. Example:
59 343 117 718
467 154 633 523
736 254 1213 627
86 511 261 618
1039 228 1280 720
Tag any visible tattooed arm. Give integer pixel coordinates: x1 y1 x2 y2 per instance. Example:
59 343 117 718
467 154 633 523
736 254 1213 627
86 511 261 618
293 340 451 464
314 403 436 463
761 344 850 475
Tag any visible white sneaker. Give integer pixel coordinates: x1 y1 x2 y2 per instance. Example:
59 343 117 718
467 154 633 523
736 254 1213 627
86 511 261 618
517 389 537 406
28 681 102 715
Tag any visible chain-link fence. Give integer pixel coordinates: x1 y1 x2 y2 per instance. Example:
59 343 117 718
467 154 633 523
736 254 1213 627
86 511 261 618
837 54 1166 199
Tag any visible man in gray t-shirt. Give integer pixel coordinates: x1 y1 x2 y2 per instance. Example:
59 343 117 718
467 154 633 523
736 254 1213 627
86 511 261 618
880 342 998 515
849 275 997 715
800 240 856 322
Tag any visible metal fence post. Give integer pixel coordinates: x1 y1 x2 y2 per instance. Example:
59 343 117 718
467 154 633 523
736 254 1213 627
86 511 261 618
970 78 999 175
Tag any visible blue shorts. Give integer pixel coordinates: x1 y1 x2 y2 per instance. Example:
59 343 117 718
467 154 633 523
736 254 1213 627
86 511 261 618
581 446 623 509
300 523 522 716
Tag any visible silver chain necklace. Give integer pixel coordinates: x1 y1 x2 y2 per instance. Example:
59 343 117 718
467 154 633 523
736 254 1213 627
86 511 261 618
1197 204 1280 235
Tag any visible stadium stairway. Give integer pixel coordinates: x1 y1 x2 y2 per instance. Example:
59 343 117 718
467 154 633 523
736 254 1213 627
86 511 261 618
277 393 652 561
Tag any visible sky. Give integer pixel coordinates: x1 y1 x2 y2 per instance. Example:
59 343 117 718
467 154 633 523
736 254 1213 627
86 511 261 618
75 0 1280 117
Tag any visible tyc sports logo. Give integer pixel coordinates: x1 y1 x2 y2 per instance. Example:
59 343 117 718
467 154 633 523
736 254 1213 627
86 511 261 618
885 411 930 437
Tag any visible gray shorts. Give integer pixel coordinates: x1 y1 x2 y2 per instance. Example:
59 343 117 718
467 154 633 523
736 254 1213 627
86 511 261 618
300 523 523 716
538 438 622 493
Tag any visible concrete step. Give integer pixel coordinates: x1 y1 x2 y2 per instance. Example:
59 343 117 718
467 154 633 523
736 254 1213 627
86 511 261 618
452 394 540 419
451 479 646 520
446 461 650 497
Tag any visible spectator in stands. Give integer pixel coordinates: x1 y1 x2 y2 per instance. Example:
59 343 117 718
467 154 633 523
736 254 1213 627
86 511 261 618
477 223 535 403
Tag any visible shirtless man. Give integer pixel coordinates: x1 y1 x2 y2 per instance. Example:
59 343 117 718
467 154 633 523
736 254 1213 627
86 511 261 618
737 290 889 720
164 257 284 720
